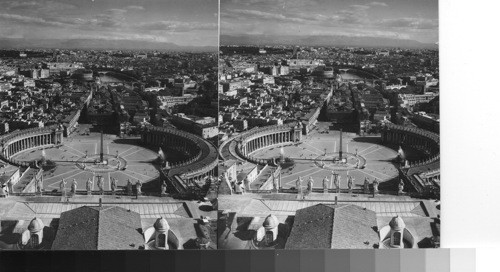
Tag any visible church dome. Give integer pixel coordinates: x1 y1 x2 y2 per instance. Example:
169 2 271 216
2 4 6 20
389 216 406 231
28 217 44 233
263 214 278 229
154 217 170 232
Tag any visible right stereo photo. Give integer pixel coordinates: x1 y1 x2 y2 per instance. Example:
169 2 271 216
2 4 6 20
217 0 440 250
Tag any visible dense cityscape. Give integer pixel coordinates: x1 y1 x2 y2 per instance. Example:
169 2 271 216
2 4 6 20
0 48 219 250
219 45 438 137
0 0 443 254
217 44 440 249
0 49 218 136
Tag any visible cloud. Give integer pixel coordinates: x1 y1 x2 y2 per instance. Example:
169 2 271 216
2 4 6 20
4 1 38 9
0 13 65 27
136 21 217 32
5 0 77 12
221 0 321 11
222 5 374 27
349 5 370 10
107 9 128 15
0 0 217 46
221 0 436 44
1 1 83 29
369 2 388 7
222 9 307 24
125 5 145 11
0 9 131 30
308 28 410 40
223 0 303 5
379 18 438 29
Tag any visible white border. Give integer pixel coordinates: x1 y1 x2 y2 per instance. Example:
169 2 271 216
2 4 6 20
442 0 500 270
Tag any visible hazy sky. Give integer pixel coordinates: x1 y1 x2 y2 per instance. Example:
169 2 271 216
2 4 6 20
221 0 438 44
0 0 218 46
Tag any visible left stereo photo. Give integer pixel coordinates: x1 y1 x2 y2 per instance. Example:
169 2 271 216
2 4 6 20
0 0 219 250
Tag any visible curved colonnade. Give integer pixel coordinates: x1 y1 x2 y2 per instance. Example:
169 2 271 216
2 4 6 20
382 124 440 167
0 126 64 167
141 126 218 194
382 124 440 194
220 122 302 166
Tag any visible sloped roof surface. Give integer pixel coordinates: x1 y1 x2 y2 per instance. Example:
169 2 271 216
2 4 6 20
285 204 378 249
52 206 143 250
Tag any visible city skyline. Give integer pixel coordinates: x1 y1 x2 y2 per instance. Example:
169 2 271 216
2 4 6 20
0 0 218 47
221 0 438 46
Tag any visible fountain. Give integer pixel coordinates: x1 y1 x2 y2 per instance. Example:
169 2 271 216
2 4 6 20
398 146 405 158
38 148 47 166
280 146 284 162
396 146 406 164
36 148 55 170
159 147 166 161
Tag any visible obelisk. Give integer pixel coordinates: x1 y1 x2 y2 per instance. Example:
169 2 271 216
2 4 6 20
338 129 343 160
100 130 104 162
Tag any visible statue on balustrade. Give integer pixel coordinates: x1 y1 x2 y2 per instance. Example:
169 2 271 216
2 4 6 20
111 177 117 195
363 177 370 194
398 179 405 195
97 176 104 195
160 180 167 196
373 179 379 195
127 179 133 196
36 178 42 195
60 179 67 197
272 175 278 192
322 176 329 192
305 177 314 197
334 174 340 191
296 176 303 196
86 178 92 195
347 175 353 194
70 179 77 195
136 180 142 196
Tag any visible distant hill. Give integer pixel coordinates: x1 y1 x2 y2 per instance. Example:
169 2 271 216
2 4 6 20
0 38 217 52
220 34 438 49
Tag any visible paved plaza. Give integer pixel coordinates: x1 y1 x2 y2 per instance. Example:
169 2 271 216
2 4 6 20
5 131 160 191
250 122 402 190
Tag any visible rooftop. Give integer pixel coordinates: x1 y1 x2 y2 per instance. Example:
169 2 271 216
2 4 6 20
285 204 379 249
51 206 144 250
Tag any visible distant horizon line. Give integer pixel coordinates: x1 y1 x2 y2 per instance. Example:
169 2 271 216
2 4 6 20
219 43 438 50
220 33 438 49
0 37 437 50
0 47 218 51
0 37 218 51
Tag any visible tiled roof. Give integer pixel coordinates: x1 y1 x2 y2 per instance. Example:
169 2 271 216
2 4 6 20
285 204 334 249
51 206 144 250
285 204 379 249
330 205 379 249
